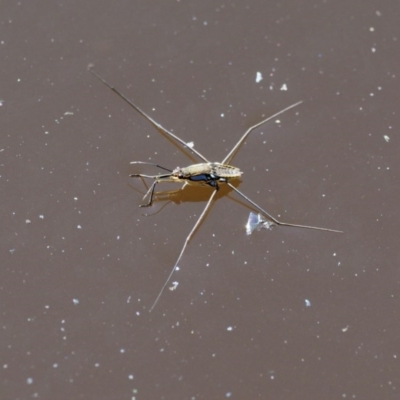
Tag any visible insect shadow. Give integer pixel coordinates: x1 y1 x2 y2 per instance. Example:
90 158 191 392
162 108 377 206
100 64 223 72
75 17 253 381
89 67 342 312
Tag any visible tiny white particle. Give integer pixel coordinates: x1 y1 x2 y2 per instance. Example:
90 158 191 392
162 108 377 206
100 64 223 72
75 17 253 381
226 392 232 398
342 325 349 332
227 326 233 331
169 281 179 291
64 111 74 116
280 83 288 91
74 197 78 201
26 219 31 224
383 135 390 142
27 377 33 385
72 298 80 305
220 113 225 117
255 71 263 83
120 348 126 353
187 141 194 148
39 215 44 219
128 374 134 380
371 47 376 53
53 363 58 368
305 299 311 307
77 225 82 229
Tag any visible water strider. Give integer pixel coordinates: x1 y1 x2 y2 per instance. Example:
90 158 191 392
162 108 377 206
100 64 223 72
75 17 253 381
89 67 342 312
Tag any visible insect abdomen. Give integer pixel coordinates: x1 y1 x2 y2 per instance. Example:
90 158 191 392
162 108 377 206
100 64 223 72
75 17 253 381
211 163 242 178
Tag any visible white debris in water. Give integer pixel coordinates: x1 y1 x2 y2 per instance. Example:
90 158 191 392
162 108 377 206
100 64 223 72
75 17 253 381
169 281 179 291
305 299 311 307
187 141 194 148
72 298 80 305
280 83 288 91
246 212 275 235
255 71 263 83
383 135 390 142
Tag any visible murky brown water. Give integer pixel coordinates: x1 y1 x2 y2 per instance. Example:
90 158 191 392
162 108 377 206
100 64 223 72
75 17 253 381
2 1 399 399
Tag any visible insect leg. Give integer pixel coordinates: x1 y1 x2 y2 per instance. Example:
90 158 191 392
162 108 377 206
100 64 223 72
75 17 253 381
222 101 303 164
149 189 218 312
227 183 342 233
89 67 210 163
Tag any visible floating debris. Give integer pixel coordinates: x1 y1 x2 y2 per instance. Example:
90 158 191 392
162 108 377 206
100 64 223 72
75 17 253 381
245 212 275 235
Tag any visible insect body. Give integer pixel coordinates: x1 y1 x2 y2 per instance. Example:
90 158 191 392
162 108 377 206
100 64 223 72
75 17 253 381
89 67 342 312
131 162 242 206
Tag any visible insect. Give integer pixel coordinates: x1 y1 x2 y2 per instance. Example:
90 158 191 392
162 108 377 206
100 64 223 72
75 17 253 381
89 67 342 312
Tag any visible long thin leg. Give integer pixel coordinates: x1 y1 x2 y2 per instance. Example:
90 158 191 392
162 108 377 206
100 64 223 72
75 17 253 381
222 101 303 164
227 183 342 233
89 67 210 163
149 189 218 312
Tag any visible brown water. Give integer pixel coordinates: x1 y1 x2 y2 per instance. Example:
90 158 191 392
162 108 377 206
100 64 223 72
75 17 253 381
2 1 399 399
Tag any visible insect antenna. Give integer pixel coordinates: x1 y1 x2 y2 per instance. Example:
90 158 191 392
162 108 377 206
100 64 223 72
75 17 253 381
149 189 218 312
88 67 210 163
130 161 173 172
226 182 342 233
222 101 303 164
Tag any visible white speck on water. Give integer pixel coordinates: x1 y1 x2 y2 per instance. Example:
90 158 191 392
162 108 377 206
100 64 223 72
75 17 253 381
203 21 208 26
256 71 263 83
127 296 131 303
305 299 311 307
227 326 233 331
26 377 33 385
9 248 15 254
369 27 375 32
53 363 58 368
226 392 232 398
187 141 194 148
26 219 31 224
64 111 74 116
72 298 80 305
120 348 126 353
77 225 82 229
342 325 349 332
74 197 78 201
0 99 4 106
280 83 288 91
384 135 390 142
39 215 44 219
371 47 376 53
220 113 225 117
169 281 179 291
128 374 134 380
